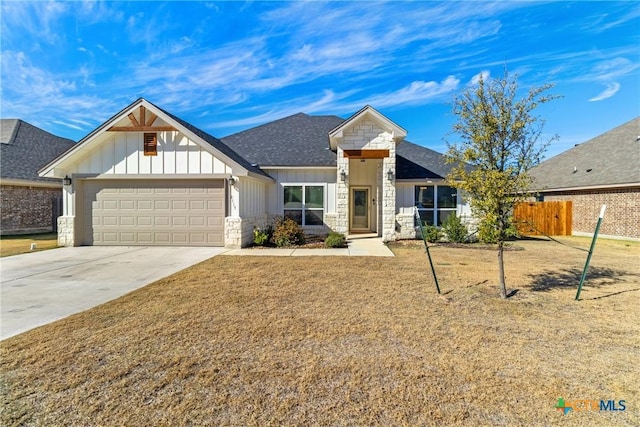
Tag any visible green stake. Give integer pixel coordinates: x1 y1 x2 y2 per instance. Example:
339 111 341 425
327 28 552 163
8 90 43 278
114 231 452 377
575 205 606 301
415 208 441 294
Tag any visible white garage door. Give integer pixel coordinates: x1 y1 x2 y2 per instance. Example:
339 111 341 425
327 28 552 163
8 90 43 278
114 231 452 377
82 180 225 246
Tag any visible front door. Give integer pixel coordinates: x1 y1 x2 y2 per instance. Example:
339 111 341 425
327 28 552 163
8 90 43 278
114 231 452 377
350 187 370 231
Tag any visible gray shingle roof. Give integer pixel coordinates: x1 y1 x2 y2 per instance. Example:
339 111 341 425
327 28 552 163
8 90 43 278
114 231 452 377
529 117 640 191
149 101 269 178
221 112 454 179
50 98 268 179
1 119 75 183
396 140 458 180
222 113 344 167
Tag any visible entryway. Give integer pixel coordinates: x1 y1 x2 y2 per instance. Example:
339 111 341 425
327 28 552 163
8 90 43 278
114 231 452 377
350 187 371 232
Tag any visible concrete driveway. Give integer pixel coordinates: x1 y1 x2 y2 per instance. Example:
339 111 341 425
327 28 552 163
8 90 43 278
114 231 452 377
1 246 226 340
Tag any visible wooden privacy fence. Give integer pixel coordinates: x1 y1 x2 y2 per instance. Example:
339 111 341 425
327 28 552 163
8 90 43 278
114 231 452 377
513 201 572 236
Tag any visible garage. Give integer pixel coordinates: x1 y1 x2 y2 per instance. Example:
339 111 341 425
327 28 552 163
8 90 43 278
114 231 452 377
80 179 225 246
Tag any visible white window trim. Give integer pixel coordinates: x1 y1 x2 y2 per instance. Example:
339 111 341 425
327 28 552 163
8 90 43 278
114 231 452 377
415 184 458 226
281 183 327 226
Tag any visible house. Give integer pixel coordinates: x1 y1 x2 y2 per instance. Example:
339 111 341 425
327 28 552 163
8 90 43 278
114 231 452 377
1 119 76 235
39 98 469 248
528 117 640 240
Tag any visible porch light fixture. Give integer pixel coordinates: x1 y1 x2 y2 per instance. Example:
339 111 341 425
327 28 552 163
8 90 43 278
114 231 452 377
63 176 72 186
228 176 236 186
340 169 347 182
387 169 394 181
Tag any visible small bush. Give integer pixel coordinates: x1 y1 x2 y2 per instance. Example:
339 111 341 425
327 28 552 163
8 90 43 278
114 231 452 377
420 224 442 243
271 216 305 247
442 213 469 243
325 232 347 248
253 226 271 246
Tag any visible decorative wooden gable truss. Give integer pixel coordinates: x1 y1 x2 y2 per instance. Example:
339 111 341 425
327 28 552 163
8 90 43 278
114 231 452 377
107 105 176 132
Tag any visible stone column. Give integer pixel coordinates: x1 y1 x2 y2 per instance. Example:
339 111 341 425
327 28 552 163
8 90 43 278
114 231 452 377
382 141 396 242
335 147 349 234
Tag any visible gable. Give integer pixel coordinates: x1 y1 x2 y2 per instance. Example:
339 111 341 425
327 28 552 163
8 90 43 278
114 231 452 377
328 105 407 150
39 99 270 181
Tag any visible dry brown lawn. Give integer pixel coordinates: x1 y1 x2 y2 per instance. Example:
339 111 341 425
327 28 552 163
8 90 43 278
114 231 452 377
0 233 58 258
1 237 638 426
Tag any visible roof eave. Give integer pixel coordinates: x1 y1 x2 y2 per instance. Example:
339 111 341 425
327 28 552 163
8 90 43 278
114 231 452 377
39 98 259 180
534 181 640 193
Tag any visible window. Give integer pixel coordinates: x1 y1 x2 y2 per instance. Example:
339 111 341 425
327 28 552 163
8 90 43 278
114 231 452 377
415 185 457 226
144 133 157 156
284 185 324 226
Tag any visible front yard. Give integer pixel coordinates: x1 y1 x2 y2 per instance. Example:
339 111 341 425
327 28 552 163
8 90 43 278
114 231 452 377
1 237 638 426
0 233 58 257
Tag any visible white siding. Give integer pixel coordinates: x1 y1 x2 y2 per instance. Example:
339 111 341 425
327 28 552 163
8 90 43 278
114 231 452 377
71 129 232 176
238 178 267 217
263 169 337 214
396 183 414 214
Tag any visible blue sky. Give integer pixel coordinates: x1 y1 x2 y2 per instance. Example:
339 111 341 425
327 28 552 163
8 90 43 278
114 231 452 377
1 1 638 158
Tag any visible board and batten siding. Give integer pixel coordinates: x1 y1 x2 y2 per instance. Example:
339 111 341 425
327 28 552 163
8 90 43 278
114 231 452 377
263 169 337 215
70 131 233 176
60 130 234 218
238 178 267 217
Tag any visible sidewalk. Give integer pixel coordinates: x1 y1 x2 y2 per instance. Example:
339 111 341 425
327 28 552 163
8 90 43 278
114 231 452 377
222 237 394 257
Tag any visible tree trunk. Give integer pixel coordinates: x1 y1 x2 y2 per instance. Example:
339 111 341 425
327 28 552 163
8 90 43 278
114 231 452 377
498 241 507 298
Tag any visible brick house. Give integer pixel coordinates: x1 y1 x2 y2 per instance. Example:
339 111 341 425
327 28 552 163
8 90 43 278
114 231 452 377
528 117 640 240
1 120 75 235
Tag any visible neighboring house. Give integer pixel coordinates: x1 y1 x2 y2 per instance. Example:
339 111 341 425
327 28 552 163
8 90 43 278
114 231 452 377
39 98 469 248
1 119 76 235
529 117 640 240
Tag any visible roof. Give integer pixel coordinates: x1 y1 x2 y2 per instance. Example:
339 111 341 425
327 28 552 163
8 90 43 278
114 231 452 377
1 119 75 183
149 102 270 178
222 113 344 167
39 98 269 180
328 105 407 150
222 112 453 179
529 117 640 191
396 140 458 180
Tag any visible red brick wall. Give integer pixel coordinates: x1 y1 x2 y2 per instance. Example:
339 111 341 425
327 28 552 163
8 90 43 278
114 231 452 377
543 187 640 239
1 185 62 234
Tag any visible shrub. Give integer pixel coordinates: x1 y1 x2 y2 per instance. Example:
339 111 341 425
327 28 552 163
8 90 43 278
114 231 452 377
420 224 442 243
253 226 271 246
324 232 347 248
442 213 469 243
270 216 305 247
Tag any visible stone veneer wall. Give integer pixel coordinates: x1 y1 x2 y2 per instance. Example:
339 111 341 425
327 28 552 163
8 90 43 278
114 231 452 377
335 148 349 234
395 210 478 241
57 215 75 246
225 214 268 248
395 213 416 239
336 118 397 241
1 185 61 235
543 188 640 240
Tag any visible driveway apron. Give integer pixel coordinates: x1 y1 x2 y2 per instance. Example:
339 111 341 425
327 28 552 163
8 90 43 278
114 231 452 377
0 246 226 340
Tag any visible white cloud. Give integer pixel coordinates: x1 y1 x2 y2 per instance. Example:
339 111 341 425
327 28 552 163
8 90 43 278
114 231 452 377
584 57 637 102
591 57 637 81
589 82 620 102
471 70 490 85
52 120 83 131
